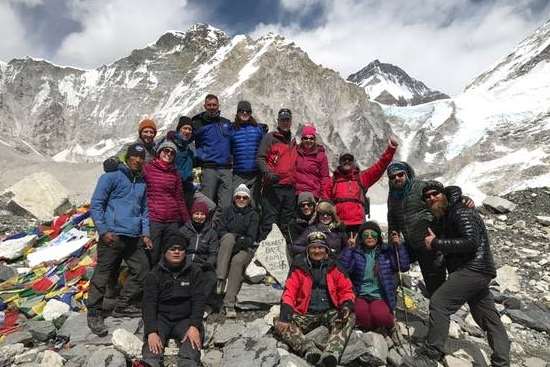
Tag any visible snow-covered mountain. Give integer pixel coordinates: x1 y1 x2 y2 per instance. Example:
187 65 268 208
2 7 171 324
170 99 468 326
385 19 550 199
347 60 449 106
0 24 391 168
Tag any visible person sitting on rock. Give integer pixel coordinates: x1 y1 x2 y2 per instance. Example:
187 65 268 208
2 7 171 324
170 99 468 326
275 231 355 367
403 181 510 367
339 221 410 332
292 201 349 257
287 191 317 245
88 143 151 335
141 232 207 367
215 184 259 318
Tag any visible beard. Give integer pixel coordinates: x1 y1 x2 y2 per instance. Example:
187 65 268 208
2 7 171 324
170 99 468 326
430 198 448 219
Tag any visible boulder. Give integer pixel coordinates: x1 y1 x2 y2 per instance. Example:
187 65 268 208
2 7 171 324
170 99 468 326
221 336 279 367
111 328 142 358
0 263 17 282
361 331 389 365
27 319 56 342
202 349 223 367
535 216 550 226
60 344 99 366
482 196 517 214
305 325 329 348
0 343 25 366
59 313 141 344
1 172 71 221
42 299 71 322
278 353 311 367
340 330 366 365
449 320 463 339
506 303 550 332
3 330 33 346
14 347 44 364
525 357 548 367
213 320 246 346
445 355 473 367
236 283 282 309
254 224 289 285
495 265 521 293
85 347 126 367
244 260 267 283
463 314 483 337
263 305 280 326
41 350 65 367
241 318 271 339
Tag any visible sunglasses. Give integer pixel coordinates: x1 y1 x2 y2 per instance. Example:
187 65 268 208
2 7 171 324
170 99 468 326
302 136 315 141
361 230 380 239
299 202 315 208
388 171 406 180
167 246 185 252
235 195 250 200
308 232 327 241
161 148 176 156
423 191 442 200
319 212 333 217
238 109 252 114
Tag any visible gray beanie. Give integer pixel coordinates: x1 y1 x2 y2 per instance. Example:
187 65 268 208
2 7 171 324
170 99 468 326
156 141 177 156
297 191 315 204
233 184 251 198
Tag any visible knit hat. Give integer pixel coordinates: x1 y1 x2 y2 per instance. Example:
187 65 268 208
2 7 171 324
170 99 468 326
387 161 409 176
297 191 315 204
233 184 251 198
422 180 445 200
176 116 192 132
191 200 209 216
302 124 316 137
156 141 177 156
138 118 157 134
306 231 329 251
339 153 354 164
237 101 252 112
317 201 337 217
163 232 188 253
126 143 146 159
357 221 382 245
278 108 292 120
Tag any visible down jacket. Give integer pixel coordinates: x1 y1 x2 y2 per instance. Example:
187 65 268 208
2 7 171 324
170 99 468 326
231 123 267 174
161 131 194 182
339 242 410 311
280 255 355 321
143 159 190 224
179 220 219 269
191 112 233 167
218 204 260 250
90 164 149 237
295 144 331 199
432 186 496 277
328 145 396 226
256 129 297 186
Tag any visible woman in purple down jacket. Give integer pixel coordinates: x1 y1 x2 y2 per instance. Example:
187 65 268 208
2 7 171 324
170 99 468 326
339 221 410 331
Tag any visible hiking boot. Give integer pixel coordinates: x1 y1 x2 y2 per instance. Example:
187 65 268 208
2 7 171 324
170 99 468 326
224 305 237 319
87 313 108 337
320 352 338 367
303 344 322 365
112 304 142 318
216 279 227 295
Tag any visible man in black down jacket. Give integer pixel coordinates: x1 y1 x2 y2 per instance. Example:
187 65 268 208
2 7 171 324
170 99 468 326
403 181 510 367
141 233 207 367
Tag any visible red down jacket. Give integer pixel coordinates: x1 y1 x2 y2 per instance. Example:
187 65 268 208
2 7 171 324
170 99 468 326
327 145 396 226
143 159 190 223
256 129 297 186
295 144 331 199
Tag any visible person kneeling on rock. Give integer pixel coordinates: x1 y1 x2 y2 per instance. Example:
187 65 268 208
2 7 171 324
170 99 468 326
275 231 355 367
141 233 207 367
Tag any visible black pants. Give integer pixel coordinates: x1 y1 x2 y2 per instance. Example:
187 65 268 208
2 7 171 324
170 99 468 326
142 315 202 367
258 184 296 242
412 247 447 297
149 222 181 267
87 235 148 313
427 268 510 367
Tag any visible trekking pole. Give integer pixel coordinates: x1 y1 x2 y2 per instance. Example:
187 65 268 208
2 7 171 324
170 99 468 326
393 238 414 356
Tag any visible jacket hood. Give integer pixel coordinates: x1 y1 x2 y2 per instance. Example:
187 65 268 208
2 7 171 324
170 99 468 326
386 161 415 180
117 162 143 179
444 185 463 207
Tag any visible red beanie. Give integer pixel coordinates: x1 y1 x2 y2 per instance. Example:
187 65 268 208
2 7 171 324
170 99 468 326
302 124 316 137
191 201 209 216
138 119 157 134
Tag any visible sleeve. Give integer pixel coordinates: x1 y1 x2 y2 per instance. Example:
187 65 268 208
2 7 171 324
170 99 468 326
319 152 332 200
255 134 273 175
189 267 207 328
388 243 410 273
359 145 397 189
280 270 300 322
246 212 260 248
334 269 355 307
175 177 190 223
90 174 114 236
207 230 219 267
432 209 479 254
217 208 230 239
323 176 335 202
291 228 309 255
338 248 354 273
387 203 400 236
142 272 160 336
141 186 150 237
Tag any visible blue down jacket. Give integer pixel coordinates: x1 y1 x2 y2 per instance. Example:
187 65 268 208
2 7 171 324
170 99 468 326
90 164 149 237
192 112 233 167
231 123 267 173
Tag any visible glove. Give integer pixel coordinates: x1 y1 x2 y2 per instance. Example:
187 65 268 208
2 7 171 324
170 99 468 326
103 156 120 172
233 236 249 254
267 172 280 184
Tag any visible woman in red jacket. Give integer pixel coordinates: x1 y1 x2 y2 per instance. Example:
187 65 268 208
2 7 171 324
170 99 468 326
328 137 398 234
143 141 190 266
295 124 331 200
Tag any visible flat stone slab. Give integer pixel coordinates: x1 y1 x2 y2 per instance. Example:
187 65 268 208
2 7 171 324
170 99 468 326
236 283 283 309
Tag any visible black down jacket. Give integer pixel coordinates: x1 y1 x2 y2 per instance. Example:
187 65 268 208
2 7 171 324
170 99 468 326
432 186 496 277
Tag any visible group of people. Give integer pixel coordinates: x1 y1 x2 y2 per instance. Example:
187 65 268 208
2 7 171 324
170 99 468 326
86 93 510 367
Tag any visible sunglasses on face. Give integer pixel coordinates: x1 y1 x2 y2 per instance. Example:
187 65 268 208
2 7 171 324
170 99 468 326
362 230 380 239
308 232 327 242
302 136 315 141
388 171 406 180
299 202 315 208
161 148 176 156
235 195 250 200
238 109 252 114
423 191 442 200
167 246 185 252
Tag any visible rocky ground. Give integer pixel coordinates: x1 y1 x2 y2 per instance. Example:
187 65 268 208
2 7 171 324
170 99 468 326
0 188 549 367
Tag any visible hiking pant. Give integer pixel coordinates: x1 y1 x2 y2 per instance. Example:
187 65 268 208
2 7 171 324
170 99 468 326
258 184 296 242
232 172 260 208
216 233 254 306
149 222 181 267
355 298 394 330
201 167 232 222
427 268 510 367
141 315 202 367
87 235 148 313
275 310 355 362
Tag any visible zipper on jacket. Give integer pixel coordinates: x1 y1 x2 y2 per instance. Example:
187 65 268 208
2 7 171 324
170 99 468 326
192 233 201 261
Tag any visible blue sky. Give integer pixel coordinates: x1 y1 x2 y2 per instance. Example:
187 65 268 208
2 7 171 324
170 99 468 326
2 0 549 95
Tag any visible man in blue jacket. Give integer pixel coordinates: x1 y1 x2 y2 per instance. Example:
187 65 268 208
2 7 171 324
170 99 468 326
192 94 233 222
88 143 151 336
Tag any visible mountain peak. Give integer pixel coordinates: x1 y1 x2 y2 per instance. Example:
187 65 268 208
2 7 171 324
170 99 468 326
155 23 230 51
348 60 449 106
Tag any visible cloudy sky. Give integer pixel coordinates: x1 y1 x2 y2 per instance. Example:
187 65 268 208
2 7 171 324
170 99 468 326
2 0 549 95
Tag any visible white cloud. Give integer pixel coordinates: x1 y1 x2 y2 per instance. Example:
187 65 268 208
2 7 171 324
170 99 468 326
52 0 201 68
280 0 319 13
0 2 39 62
253 0 550 95
9 0 44 6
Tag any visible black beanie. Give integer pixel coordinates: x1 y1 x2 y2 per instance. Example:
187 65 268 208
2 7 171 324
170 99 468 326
163 232 188 254
422 180 445 199
237 101 252 112
176 116 192 132
126 143 146 160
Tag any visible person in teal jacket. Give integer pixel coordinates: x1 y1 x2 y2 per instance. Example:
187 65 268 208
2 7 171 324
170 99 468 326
88 143 151 336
